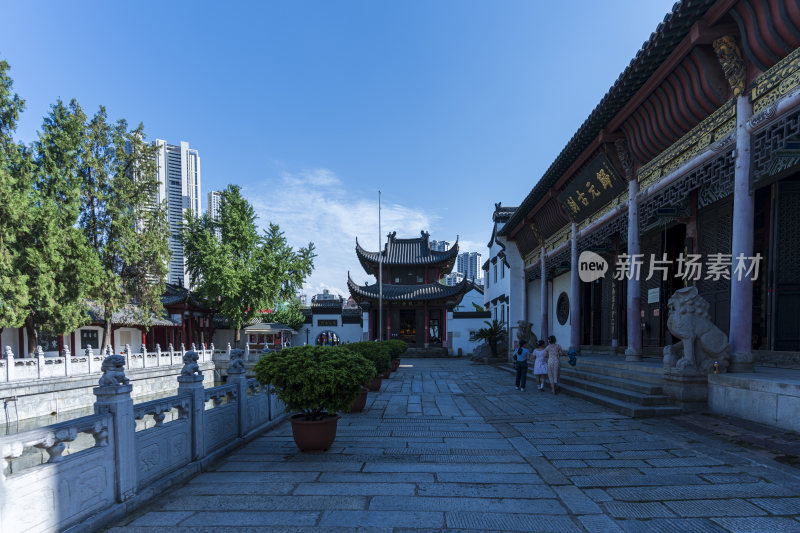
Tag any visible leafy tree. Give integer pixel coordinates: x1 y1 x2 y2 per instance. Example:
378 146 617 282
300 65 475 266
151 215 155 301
0 60 31 330
20 99 101 353
470 319 507 358
78 109 170 349
270 297 306 330
182 184 315 346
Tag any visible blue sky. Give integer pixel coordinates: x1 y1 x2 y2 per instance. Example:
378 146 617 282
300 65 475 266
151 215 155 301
2 0 675 297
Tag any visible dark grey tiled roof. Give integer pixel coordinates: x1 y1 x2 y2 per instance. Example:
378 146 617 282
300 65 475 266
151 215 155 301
161 283 211 309
87 303 178 327
356 231 459 267
347 273 469 302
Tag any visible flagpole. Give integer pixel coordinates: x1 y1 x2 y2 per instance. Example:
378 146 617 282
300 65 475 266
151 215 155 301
378 190 383 341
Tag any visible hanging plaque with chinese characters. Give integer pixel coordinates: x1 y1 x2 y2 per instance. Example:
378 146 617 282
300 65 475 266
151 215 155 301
557 153 627 223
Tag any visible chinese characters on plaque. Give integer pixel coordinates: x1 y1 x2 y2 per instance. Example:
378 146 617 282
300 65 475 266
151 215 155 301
558 153 627 223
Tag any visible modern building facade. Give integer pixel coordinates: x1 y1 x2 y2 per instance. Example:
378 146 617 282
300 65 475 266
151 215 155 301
348 231 468 347
154 140 201 287
456 251 482 284
430 240 450 252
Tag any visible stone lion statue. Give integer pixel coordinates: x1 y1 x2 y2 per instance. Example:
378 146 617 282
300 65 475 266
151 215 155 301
662 287 729 374
228 348 246 373
516 320 537 347
98 354 130 386
181 350 201 376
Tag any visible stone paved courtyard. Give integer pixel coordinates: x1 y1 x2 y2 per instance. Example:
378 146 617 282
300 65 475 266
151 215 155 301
109 359 800 532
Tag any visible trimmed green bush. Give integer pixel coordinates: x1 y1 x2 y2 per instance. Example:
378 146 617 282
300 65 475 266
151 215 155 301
384 340 408 360
347 342 391 375
254 345 375 420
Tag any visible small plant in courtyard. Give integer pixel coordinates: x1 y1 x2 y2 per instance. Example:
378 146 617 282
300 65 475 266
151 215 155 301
470 319 507 358
384 339 408 360
254 345 374 421
347 342 391 375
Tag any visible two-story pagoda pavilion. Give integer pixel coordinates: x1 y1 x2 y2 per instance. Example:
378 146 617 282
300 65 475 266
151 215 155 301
348 231 469 347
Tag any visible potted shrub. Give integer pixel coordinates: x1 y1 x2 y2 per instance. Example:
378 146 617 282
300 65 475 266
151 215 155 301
348 342 391 390
385 339 408 371
254 345 374 451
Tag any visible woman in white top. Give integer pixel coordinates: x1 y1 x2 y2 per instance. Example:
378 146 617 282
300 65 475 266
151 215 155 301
532 339 549 391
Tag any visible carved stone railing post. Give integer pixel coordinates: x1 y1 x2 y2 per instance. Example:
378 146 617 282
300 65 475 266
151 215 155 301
245 343 251 362
36 346 45 379
177 350 205 460
142 344 148 368
168 343 175 367
5 346 14 381
227 349 248 437
156 344 162 367
63 345 72 377
93 354 136 502
86 345 96 374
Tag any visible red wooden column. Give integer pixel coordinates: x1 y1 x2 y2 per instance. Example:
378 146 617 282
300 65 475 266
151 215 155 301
58 334 64 353
424 303 429 345
442 306 447 348
141 329 147 349
385 309 391 341
70 331 76 356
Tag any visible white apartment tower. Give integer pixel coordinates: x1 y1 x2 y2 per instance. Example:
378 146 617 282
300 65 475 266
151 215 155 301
154 140 201 287
207 190 222 240
430 240 450 252
456 251 482 284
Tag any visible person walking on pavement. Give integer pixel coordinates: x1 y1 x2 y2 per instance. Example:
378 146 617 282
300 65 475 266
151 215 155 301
546 335 564 395
532 339 548 391
513 340 531 391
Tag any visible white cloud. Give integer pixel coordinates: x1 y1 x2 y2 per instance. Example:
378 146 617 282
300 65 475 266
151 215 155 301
247 168 436 300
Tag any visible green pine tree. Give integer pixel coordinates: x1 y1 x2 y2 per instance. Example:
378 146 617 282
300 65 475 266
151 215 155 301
182 184 316 346
78 109 170 350
0 60 31 330
21 99 101 352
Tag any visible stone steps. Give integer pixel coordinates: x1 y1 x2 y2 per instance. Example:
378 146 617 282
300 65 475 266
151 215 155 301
403 347 449 358
558 372 673 406
501 358 680 418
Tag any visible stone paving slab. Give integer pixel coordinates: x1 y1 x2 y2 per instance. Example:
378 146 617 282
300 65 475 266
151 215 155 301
110 359 800 531
710 516 800 532
444 512 581 532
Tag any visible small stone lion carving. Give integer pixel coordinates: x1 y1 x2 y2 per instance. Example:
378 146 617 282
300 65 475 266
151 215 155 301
98 355 130 386
181 350 201 376
663 287 730 374
228 348 246 373
516 320 537 347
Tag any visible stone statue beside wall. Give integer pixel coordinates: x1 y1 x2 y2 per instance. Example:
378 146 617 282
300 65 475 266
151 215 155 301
662 287 730 374
516 320 537 347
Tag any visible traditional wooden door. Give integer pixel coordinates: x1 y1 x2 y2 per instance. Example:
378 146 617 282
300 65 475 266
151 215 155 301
770 179 800 350
697 198 733 335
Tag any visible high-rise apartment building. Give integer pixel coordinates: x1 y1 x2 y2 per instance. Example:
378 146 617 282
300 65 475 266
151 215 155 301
154 140 201 287
456 251 482 284
207 190 222 240
430 240 450 252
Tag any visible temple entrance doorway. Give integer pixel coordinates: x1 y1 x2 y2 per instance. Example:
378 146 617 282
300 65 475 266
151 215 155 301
399 309 417 345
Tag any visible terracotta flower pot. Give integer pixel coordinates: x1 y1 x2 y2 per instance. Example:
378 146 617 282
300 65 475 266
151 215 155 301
381 370 391 379
391 359 400 371
289 413 341 452
366 376 383 391
348 389 368 413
